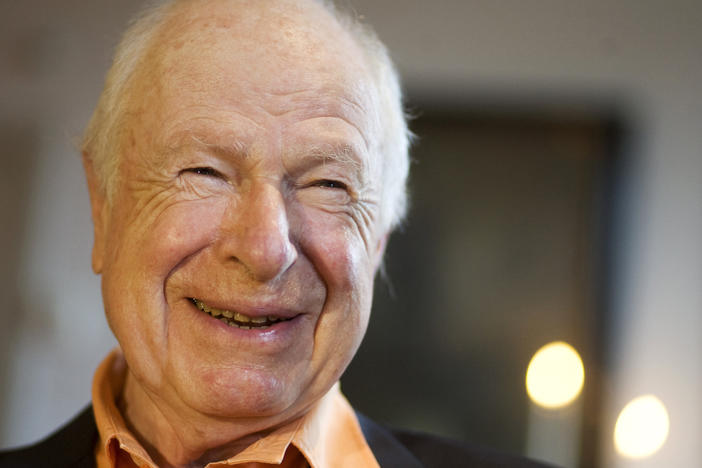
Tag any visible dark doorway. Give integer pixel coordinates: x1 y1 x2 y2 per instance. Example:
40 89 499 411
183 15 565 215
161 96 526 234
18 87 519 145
342 104 620 468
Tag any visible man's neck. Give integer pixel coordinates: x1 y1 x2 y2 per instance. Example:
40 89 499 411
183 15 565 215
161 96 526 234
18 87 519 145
118 370 303 467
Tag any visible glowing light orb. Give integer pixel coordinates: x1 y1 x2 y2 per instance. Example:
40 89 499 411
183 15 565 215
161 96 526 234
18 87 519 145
526 341 584 409
614 395 669 459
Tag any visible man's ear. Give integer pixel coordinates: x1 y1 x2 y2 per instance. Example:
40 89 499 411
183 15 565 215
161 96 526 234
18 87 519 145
372 232 389 274
82 152 107 274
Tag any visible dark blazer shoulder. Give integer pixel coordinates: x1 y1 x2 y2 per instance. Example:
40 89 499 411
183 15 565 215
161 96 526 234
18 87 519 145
357 412 557 468
0 405 97 468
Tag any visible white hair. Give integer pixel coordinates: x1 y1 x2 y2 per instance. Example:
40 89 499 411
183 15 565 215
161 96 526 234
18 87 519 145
82 0 411 231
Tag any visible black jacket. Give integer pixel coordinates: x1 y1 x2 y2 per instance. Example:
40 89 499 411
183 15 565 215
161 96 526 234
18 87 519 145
0 406 555 467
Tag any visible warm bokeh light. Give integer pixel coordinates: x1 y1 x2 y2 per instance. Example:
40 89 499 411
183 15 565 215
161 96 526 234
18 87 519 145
614 395 669 459
526 341 584 409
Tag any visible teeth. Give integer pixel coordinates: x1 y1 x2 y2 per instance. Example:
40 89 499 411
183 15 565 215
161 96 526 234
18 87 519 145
191 298 285 329
234 312 250 323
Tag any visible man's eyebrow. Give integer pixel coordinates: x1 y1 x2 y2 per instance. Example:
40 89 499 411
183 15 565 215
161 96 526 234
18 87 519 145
305 143 363 170
283 142 370 185
158 135 367 177
189 134 248 156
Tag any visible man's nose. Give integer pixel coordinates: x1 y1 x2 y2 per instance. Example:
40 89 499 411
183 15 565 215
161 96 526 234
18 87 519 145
217 182 298 282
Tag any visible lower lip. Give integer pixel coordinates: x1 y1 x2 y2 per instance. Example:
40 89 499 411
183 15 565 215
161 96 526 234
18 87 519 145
185 300 306 347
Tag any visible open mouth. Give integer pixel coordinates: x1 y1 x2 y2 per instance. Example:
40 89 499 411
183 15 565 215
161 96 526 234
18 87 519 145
190 298 291 330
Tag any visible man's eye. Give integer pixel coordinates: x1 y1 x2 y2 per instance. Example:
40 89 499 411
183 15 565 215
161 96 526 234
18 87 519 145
312 179 347 190
182 167 222 178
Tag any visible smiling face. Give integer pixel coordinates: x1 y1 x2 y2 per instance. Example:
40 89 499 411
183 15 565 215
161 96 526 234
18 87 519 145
87 0 387 426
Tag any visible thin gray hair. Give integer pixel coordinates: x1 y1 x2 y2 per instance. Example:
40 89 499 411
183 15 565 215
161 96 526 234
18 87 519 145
82 0 411 231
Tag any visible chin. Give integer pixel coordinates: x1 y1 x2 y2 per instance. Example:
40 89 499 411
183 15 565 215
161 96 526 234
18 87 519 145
176 364 308 420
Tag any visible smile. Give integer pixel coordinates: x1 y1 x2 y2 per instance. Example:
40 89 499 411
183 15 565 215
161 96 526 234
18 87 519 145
190 298 290 330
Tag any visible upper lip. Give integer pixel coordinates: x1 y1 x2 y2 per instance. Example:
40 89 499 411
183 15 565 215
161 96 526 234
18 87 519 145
188 296 303 320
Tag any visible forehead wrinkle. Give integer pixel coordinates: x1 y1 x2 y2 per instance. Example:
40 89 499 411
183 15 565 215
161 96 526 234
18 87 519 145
279 88 376 148
276 85 369 115
159 110 264 139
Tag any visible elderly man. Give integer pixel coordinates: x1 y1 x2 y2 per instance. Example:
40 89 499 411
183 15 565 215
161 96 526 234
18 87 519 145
1 1 552 467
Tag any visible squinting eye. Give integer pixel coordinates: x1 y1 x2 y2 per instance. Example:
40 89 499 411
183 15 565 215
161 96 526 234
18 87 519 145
182 167 222 178
312 179 347 190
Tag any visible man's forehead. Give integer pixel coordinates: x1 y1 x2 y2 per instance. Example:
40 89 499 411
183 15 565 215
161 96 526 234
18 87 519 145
150 0 358 61
128 0 377 124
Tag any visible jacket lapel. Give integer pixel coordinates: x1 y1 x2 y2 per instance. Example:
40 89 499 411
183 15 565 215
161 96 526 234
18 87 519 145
356 412 424 468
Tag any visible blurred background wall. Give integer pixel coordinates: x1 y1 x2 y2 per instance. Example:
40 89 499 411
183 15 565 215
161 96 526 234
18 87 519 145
1 1 700 467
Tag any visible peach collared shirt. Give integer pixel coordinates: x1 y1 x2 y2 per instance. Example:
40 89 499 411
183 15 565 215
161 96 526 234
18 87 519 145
92 349 379 468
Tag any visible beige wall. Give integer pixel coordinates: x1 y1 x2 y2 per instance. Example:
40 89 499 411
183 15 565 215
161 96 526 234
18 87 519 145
1 2 700 467
0 0 141 449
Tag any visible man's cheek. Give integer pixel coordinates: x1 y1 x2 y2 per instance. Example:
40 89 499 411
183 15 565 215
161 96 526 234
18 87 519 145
138 200 227 274
308 227 373 299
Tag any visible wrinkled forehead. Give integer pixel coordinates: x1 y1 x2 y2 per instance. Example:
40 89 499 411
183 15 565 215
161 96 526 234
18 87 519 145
133 1 376 114
124 0 382 160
